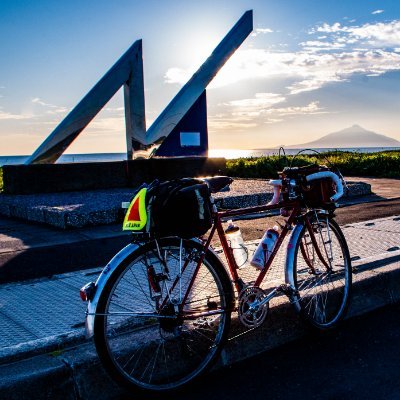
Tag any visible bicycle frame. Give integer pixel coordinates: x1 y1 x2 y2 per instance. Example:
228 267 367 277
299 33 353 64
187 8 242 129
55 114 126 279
171 198 332 313
158 201 328 311
212 201 301 294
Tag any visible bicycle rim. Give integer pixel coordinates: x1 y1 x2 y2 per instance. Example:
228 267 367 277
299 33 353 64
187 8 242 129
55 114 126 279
292 217 351 329
94 238 231 392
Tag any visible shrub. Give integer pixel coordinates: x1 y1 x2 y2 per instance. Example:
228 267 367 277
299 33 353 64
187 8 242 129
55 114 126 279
226 151 400 179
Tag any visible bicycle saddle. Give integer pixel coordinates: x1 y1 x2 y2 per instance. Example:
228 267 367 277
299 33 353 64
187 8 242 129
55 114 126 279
202 176 233 193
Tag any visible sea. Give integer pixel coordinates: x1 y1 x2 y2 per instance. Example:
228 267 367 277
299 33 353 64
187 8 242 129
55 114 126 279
1 147 399 166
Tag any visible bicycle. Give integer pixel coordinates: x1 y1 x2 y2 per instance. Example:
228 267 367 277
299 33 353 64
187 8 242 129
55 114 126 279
80 164 352 394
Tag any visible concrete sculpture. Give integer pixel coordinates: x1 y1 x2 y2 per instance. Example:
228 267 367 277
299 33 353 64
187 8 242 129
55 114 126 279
26 11 252 164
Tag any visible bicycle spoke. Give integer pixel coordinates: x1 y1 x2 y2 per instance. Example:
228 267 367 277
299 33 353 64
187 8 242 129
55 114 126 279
292 217 351 329
95 238 231 391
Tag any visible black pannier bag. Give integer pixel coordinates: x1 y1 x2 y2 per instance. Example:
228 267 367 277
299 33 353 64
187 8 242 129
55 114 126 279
147 178 213 239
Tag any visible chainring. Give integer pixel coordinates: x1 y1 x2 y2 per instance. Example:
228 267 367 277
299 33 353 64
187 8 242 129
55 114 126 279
238 286 269 328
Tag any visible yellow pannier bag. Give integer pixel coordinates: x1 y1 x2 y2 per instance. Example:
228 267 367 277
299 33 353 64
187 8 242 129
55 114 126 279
122 188 148 231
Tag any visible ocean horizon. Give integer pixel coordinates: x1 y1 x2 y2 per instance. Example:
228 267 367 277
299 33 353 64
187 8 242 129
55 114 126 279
1 147 400 166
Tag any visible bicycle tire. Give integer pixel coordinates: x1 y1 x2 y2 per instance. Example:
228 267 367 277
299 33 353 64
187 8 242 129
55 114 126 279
289 216 352 329
94 237 233 393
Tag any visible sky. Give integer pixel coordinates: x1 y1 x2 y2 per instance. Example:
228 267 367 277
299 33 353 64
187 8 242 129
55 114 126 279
0 0 399 155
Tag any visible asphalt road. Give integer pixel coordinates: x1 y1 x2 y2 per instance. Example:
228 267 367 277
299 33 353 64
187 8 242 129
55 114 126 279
118 303 400 400
218 198 400 245
336 198 400 225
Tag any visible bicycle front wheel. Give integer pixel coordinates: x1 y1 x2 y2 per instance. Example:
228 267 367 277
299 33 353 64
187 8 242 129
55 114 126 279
289 215 352 329
94 237 233 393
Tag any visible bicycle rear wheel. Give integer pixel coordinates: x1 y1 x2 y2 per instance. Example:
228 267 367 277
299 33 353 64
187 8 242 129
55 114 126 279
289 215 352 329
94 237 233 393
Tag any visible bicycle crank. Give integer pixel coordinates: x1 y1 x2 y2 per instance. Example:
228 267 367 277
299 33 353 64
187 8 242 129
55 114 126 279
238 286 269 328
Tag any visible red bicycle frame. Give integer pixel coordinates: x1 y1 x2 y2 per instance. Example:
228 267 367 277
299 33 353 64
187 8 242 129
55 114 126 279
177 200 302 310
207 201 300 294
162 197 331 313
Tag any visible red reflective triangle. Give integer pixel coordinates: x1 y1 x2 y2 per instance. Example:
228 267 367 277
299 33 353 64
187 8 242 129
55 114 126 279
127 196 140 221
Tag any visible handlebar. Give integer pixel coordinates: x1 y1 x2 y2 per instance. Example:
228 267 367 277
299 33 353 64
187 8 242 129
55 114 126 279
267 170 345 205
305 171 344 201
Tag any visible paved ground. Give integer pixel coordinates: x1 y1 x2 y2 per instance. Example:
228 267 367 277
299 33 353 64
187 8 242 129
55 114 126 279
137 302 400 400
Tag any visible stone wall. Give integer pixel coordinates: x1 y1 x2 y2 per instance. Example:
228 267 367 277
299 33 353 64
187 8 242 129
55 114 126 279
2 157 226 194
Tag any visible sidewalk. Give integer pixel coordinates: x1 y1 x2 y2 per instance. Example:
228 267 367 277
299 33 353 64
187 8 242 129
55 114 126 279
0 215 399 399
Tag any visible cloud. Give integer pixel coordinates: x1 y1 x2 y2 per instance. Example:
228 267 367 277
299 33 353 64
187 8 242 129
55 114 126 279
165 19 400 96
208 117 258 132
300 40 347 52
226 93 286 113
32 97 67 114
165 67 193 85
266 101 327 116
211 97 327 130
85 116 125 135
232 99 327 119
316 22 343 33
165 49 298 88
104 106 124 112
251 28 274 37
372 10 384 15
291 19 400 92
0 108 32 120
32 97 53 107
349 20 400 47
312 20 400 48
166 47 400 95
288 50 400 94
264 118 284 124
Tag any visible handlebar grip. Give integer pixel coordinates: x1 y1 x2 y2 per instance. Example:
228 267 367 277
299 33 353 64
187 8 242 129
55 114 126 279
267 179 282 205
305 171 344 202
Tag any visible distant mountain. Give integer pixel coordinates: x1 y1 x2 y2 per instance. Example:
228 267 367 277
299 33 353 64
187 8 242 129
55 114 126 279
286 125 400 148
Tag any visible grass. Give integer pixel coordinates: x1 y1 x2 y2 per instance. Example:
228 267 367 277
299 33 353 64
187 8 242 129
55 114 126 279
226 150 400 179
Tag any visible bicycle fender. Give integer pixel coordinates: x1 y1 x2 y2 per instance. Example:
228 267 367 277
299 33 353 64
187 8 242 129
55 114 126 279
85 243 140 338
284 222 304 307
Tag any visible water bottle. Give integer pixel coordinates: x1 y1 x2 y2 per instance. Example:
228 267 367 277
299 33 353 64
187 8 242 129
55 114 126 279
225 220 247 268
250 226 279 270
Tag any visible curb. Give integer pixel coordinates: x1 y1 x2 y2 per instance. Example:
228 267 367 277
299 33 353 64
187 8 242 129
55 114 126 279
1 255 399 400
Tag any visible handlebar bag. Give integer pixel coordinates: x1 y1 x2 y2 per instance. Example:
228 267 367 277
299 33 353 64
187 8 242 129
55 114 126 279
281 165 336 207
